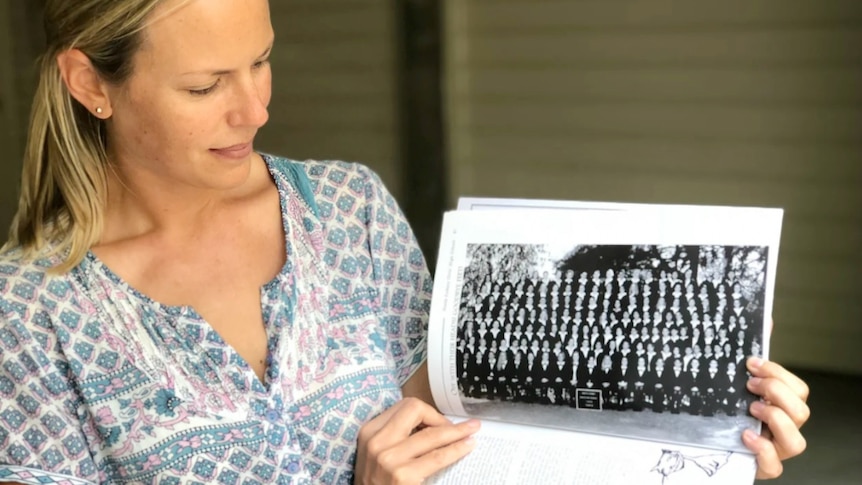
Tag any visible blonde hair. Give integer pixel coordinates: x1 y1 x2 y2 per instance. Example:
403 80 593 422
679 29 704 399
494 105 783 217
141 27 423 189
5 0 185 272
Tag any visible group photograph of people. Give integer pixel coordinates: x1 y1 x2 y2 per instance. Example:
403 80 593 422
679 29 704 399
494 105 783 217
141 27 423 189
455 243 770 449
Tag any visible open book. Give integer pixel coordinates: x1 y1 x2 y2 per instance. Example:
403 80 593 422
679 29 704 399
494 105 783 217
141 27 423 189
426 198 783 485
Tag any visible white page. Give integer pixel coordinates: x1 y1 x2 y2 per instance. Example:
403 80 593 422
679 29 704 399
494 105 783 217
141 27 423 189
427 418 757 485
458 196 655 212
457 196 768 214
428 204 782 456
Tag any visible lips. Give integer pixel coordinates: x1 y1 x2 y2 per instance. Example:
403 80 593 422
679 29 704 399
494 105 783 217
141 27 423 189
210 142 252 159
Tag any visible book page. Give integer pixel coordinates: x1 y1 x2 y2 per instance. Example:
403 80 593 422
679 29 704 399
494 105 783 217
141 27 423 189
428 202 782 454
457 196 656 213
427 418 757 485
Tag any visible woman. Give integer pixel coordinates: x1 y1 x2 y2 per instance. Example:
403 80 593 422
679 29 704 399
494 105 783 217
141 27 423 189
0 0 808 484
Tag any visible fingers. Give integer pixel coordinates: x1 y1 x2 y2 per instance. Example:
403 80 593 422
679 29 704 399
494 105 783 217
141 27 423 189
746 359 810 428
400 434 476 482
743 429 783 480
377 421 479 482
378 419 480 466
747 357 809 403
748 400 808 459
369 398 454 451
359 398 451 446
743 357 810 479
384 397 454 434
746 377 810 428
357 398 480 484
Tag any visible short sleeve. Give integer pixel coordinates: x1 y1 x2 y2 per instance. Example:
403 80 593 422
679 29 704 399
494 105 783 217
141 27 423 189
0 294 98 485
358 166 432 385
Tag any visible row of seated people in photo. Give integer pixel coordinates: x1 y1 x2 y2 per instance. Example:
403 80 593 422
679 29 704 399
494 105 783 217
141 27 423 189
458 350 751 417
457 331 753 418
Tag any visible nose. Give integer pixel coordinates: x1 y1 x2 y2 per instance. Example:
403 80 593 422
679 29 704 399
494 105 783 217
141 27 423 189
229 76 270 128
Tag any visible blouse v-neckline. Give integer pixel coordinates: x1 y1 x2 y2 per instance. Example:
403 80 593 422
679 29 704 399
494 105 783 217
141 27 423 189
74 154 297 394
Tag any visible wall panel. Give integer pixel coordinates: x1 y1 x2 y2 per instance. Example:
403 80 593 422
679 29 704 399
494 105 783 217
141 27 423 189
446 0 862 373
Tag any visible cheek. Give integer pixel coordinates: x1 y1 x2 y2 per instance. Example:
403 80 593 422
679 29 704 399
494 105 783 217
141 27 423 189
119 94 177 148
169 107 218 144
110 104 158 151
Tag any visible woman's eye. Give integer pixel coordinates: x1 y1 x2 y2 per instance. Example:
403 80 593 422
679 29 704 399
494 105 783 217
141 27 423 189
189 81 220 96
253 59 270 70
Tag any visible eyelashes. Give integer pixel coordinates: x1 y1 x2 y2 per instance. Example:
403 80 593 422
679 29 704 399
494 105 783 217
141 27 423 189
189 81 220 96
188 59 270 96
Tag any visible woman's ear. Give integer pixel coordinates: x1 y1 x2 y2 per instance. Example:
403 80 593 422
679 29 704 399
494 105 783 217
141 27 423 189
56 49 113 119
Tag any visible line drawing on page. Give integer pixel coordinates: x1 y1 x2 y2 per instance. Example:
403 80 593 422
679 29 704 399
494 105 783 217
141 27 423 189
652 449 733 484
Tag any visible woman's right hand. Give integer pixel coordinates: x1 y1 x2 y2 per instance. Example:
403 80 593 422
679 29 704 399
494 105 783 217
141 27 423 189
354 397 480 485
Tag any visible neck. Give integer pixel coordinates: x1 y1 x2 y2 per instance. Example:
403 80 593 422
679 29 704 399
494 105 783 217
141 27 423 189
99 153 264 245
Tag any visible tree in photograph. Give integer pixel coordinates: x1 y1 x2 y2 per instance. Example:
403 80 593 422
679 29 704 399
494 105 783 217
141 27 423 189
463 244 547 289
698 245 729 285
729 246 768 305
556 244 698 276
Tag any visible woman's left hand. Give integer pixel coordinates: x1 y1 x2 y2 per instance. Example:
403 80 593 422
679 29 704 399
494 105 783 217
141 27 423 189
743 356 810 479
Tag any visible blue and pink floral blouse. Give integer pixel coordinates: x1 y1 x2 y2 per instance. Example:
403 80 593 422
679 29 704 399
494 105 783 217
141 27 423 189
0 155 431 484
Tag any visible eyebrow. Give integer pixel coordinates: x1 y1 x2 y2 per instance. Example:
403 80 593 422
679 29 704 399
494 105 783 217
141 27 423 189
181 42 274 76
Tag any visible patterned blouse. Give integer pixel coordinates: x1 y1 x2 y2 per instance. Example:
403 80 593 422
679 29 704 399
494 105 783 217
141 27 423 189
0 155 431 484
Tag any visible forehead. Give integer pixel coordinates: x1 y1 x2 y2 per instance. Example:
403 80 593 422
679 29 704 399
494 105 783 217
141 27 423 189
139 0 273 68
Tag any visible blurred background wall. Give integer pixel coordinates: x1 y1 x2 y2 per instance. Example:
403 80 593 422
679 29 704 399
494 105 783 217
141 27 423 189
259 1 404 199
0 1 859 372
444 0 862 376
0 0 41 240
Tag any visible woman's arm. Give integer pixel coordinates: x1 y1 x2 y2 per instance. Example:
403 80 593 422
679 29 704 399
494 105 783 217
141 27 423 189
400 362 435 405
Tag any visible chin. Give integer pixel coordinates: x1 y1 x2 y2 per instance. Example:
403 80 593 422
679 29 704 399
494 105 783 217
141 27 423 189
199 152 257 190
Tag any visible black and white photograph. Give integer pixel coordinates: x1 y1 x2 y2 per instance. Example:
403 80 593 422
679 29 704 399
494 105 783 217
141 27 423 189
426 203 783 482
451 240 769 451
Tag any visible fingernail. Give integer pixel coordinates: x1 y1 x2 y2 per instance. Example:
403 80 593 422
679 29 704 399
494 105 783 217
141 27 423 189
466 419 481 429
463 436 476 447
743 429 759 443
748 357 764 369
748 377 763 388
750 400 766 415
